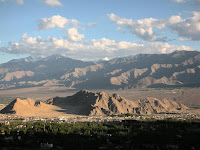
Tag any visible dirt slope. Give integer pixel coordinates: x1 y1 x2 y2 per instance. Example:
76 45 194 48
0 98 75 117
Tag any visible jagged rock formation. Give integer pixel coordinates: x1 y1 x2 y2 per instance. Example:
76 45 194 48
0 90 188 117
44 90 188 116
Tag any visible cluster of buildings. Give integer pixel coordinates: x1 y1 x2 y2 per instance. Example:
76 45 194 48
0 112 200 124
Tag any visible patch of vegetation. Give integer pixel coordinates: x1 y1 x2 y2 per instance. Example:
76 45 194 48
0 119 200 149
117 113 133 117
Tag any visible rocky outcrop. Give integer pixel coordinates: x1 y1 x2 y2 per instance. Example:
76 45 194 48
110 68 148 85
0 90 188 117
44 90 188 116
61 64 103 80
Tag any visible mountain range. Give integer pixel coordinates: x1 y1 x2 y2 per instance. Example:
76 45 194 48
0 90 188 116
0 50 200 90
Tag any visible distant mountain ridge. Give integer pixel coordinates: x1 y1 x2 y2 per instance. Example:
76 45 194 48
0 50 200 89
61 50 200 89
0 54 94 89
0 90 188 116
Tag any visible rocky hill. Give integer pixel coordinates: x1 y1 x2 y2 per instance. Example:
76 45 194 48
0 90 188 116
0 50 200 89
44 90 188 116
0 98 68 117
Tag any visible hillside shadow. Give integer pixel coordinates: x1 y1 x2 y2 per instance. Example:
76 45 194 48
51 91 99 116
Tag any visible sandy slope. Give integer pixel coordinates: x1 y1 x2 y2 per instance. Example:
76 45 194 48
0 98 77 117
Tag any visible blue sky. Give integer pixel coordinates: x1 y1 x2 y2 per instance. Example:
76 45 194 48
0 0 200 63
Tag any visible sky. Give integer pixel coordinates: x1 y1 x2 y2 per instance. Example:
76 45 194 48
0 0 200 63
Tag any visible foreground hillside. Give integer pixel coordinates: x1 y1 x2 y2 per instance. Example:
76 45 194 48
0 90 188 117
0 98 75 117
0 50 200 90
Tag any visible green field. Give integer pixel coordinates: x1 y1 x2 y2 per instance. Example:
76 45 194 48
0 119 200 149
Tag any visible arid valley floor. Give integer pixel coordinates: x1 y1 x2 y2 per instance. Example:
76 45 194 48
1 86 200 105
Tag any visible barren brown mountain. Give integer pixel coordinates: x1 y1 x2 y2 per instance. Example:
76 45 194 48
0 98 74 117
0 51 200 90
0 90 191 117
62 50 200 89
44 90 188 116
0 90 189 117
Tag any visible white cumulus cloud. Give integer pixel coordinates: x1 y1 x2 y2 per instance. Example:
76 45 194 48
21 33 42 44
0 0 24 5
16 0 23 5
0 34 194 60
66 28 85 42
168 12 200 41
108 12 200 41
43 0 63 6
107 13 166 42
38 15 78 30
171 0 185 3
